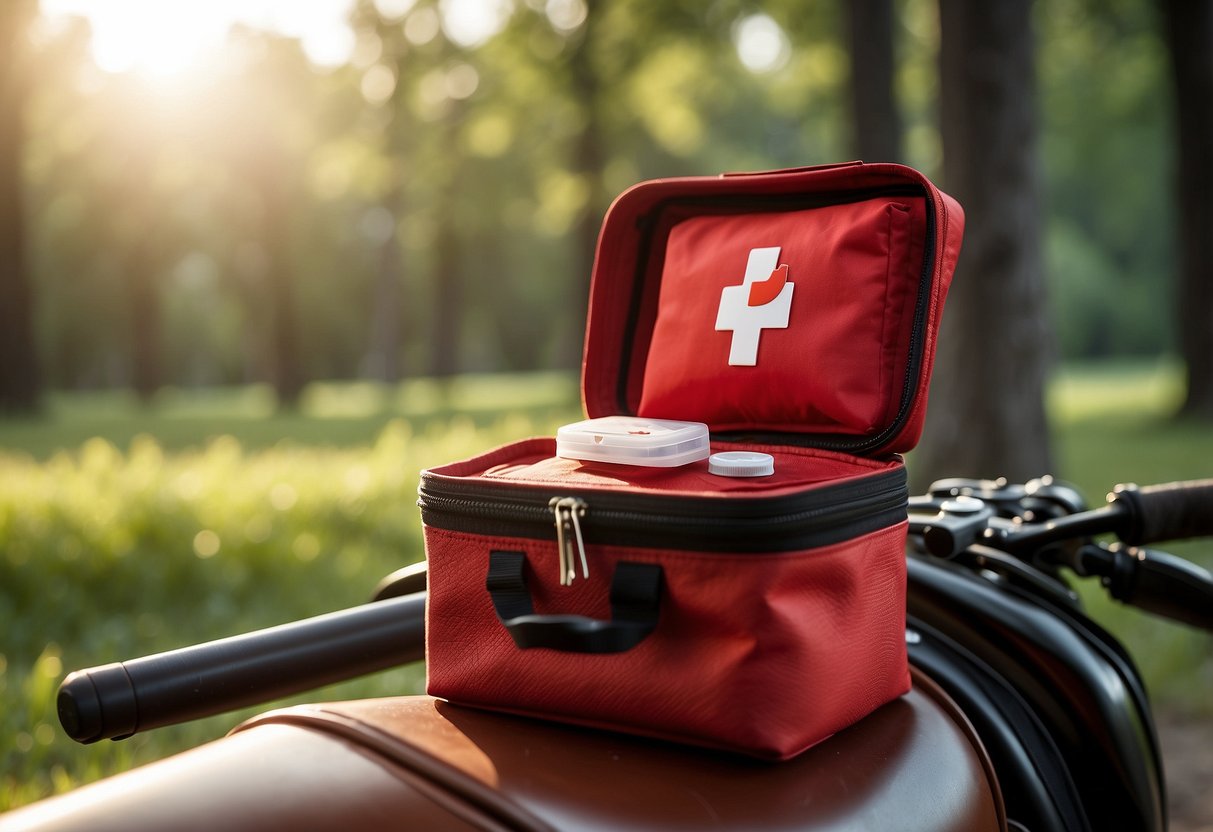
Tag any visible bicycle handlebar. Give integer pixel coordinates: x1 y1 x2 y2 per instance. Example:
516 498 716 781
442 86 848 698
58 591 425 744
1108 479 1213 546
910 477 1213 633
912 478 1213 556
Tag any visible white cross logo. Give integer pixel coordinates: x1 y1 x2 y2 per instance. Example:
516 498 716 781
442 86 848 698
714 246 794 366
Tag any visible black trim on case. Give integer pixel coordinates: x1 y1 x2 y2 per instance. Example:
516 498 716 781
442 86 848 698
419 466 908 555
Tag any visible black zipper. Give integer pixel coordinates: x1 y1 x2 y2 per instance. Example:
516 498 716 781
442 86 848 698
774 197 937 454
631 186 928 224
419 466 907 554
615 183 937 456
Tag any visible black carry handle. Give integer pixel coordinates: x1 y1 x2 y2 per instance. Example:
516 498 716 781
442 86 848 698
1110 479 1213 546
58 591 426 744
487 551 662 654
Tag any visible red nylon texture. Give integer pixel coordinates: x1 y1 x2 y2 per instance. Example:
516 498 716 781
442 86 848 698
580 162 964 455
637 197 924 433
424 520 911 760
426 436 901 498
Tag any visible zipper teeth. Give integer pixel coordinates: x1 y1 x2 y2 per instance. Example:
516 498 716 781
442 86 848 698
418 472 906 533
419 492 890 529
634 185 926 221
813 194 937 453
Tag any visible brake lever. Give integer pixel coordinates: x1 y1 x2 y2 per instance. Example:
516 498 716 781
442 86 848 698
1077 543 1213 632
954 545 1081 609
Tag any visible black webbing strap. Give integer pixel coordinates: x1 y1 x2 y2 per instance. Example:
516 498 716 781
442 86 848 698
485 551 663 654
485 551 534 621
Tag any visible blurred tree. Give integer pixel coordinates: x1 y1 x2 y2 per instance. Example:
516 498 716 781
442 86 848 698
1037 2 1172 362
1161 0 1213 419
845 0 902 162
25 33 114 389
560 0 609 368
17 0 1188 401
370 179 406 382
429 105 467 379
107 110 166 402
353 1 414 384
125 196 164 401
232 41 308 407
915 0 1053 485
0 0 40 413
259 155 305 405
370 93 407 384
768 3 849 166
465 5 577 370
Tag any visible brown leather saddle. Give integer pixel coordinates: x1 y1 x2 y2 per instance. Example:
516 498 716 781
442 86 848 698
6 668 1005 831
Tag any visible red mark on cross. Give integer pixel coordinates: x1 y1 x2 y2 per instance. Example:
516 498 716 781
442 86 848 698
747 263 789 307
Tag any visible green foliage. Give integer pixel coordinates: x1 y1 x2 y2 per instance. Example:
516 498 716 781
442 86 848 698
22 0 1184 394
0 374 581 811
1037 0 1176 360
0 371 579 458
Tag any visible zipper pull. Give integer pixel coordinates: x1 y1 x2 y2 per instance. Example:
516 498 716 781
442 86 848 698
549 497 589 586
550 497 573 586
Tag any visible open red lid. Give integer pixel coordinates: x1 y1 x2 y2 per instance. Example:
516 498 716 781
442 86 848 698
580 162 964 457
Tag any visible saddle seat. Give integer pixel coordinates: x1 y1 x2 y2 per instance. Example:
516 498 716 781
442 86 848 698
5 668 1004 831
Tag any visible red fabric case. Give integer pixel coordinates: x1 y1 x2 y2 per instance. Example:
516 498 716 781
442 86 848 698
421 162 964 760
640 196 923 433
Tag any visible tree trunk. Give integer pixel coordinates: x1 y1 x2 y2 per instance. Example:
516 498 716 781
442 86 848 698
429 185 461 379
259 160 304 407
370 183 404 383
1161 0 1213 419
913 0 1052 488
429 111 463 380
564 4 608 369
128 226 161 401
0 0 39 414
846 0 902 162
370 36 415 385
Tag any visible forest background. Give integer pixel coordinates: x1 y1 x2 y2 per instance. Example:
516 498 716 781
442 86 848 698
0 0 1199 415
2 0 1213 825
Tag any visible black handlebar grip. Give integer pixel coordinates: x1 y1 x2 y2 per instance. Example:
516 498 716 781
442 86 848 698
1110 479 1213 546
1106 547 1213 632
58 591 425 744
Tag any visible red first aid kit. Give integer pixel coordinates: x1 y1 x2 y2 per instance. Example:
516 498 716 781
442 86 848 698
421 161 964 760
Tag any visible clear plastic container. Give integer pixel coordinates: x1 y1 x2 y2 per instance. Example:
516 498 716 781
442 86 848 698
555 416 711 468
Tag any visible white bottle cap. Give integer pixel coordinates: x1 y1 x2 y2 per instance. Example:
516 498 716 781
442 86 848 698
708 451 775 477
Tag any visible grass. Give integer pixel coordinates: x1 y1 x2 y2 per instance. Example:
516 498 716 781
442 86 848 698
0 372 580 459
0 372 582 812
1047 360 1213 710
2 363 1211 811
